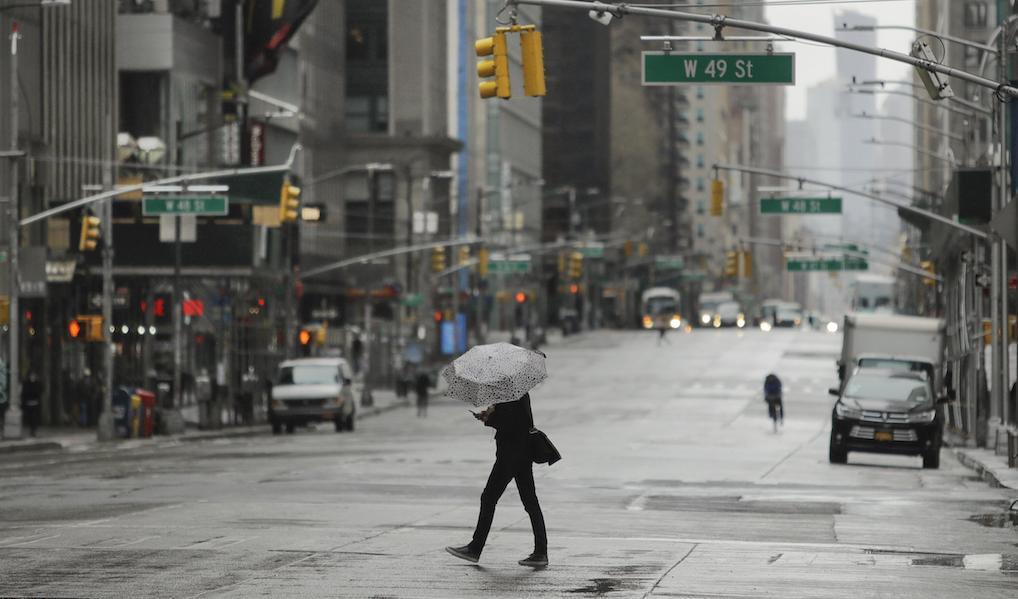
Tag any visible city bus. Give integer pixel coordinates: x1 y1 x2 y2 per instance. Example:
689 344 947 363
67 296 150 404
640 287 683 330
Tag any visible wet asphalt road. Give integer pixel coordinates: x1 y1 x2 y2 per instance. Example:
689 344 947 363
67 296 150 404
1 329 1016 598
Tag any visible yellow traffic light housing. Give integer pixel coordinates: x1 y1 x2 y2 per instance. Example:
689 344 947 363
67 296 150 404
79 214 101 251
710 179 724 216
458 246 470 265
921 260 936 286
476 31 510 99
741 251 753 278
477 248 489 277
568 251 584 279
519 28 546 97
279 178 301 223
431 247 447 272
724 251 738 277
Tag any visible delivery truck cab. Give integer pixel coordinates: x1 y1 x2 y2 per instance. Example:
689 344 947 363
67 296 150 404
837 313 946 394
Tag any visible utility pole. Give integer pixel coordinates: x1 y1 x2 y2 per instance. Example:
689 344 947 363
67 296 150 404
97 110 115 441
3 21 21 439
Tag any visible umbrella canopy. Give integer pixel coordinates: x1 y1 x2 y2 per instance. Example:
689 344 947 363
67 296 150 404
442 342 547 407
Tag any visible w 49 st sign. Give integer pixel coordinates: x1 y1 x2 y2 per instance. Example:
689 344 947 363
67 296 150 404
643 53 795 86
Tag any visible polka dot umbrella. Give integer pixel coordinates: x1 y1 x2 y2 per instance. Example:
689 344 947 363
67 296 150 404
441 342 547 408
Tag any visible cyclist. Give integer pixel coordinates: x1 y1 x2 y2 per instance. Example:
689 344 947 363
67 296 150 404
764 373 784 432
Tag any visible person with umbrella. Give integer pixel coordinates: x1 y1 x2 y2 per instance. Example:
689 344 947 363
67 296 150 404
443 343 550 568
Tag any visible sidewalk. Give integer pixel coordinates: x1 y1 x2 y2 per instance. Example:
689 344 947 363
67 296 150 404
0 387 407 456
952 446 1018 491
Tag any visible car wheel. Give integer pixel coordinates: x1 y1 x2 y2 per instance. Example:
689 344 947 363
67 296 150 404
285 423 295 434
334 417 344 433
271 420 282 435
828 431 848 464
922 447 940 469
346 413 355 432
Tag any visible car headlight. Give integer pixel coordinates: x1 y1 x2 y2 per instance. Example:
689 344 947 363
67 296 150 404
835 402 862 419
669 317 681 329
701 314 711 324
907 409 937 424
826 321 838 333
760 321 772 332
737 318 746 328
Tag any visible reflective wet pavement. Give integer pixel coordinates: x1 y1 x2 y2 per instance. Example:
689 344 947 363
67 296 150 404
1 329 1015 597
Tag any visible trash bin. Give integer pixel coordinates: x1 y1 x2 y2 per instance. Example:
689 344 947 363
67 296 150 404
111 387 132 438
136 389 156 438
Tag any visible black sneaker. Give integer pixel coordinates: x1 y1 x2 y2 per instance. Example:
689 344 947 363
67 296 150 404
518 552 548 567
446 544 480 563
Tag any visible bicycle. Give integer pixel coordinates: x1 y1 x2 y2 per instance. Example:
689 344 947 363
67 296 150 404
765 393 784 433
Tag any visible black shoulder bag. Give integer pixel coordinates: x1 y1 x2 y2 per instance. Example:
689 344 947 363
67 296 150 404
525 395 561 465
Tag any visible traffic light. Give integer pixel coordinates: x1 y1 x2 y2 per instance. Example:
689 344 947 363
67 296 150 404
431 247 447 272
315 326 327 347
68 318 82 339
724 251 738 277
568 251 583 279
623 241 634 258
0 296 8 326
72 315 103 342
638 242 649 257
710 179 724 216
741 251 754 278
298 329 312 346
476 31 510 99
278 178 301 223
519 27 546 97
477 247 489 277
921 260 936 286
79 214 101 251
515 291 528 304
458 246 470 265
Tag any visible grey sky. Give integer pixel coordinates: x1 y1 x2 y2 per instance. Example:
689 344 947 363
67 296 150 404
765 0 916 119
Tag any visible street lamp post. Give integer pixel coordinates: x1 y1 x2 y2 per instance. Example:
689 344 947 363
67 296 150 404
3 21 21 439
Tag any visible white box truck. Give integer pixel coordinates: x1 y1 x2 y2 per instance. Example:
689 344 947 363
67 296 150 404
838 313 946 391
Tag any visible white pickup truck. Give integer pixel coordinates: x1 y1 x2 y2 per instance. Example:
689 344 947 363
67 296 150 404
838 313 946 393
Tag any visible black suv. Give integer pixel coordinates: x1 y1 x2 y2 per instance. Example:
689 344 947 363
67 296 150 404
829 369 945 469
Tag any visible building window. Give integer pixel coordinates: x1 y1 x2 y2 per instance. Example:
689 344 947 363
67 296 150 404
964 46 981 68
696 132 704 146
697 178 705 192
696 86 704 99
345 0 389 133
697 224 705 238
697 200 705 215
697 154 705 168
964 2 988 28
345 171 396 247
696 108 704 122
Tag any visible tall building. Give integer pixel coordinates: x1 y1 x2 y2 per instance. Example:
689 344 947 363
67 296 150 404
0 1 118 427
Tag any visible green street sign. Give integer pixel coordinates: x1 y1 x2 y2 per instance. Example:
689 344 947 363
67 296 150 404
401 293 423 308
642 52 795 86
823 243 868 255
786 256 868 272
578 243 605 259
655 255 685 270
142 196 229 216
488 259 531 274
760 197 842 214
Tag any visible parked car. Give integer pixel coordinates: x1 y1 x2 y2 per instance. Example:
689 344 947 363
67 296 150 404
269 358 356 434
828 369 946 468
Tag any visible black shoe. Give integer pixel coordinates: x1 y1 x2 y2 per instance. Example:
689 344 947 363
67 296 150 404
446 544 480 563
518 552 548 567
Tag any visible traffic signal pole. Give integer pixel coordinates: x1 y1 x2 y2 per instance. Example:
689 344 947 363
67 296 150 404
3 22 20 439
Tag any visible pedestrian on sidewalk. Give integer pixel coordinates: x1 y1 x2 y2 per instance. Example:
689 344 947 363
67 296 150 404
415 370 430 418
22 370 43 437
446 392 548 568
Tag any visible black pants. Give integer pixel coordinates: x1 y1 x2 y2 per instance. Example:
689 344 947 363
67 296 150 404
470 448 547 554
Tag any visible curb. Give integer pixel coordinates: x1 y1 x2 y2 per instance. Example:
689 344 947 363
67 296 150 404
951 447 1017 491
0 398 411 455
0 440 63 455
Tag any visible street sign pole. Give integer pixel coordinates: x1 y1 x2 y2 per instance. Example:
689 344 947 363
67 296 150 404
3 23 20 439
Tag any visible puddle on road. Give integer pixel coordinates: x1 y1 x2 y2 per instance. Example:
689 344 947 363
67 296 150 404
969 512 1018 528
567 578 638 595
